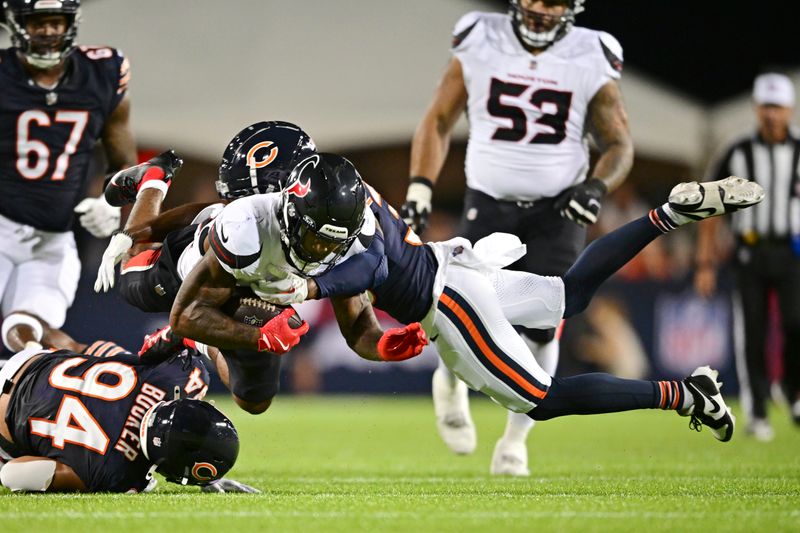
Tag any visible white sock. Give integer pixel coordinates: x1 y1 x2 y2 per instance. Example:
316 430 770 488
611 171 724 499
660 203 692 226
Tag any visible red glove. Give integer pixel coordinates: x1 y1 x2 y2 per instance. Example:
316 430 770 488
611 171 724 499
377 322 429 362
257 308 309 354
139 325 197 362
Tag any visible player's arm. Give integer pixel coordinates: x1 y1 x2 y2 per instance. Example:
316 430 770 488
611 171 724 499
587 81 634 193
170 252 259 351
331 294 429 362
402 57 468 233
125 202 219 243
0 457 87 492
101 95 138 171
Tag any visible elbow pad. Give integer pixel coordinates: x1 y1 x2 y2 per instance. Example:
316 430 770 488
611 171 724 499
0 459 57 492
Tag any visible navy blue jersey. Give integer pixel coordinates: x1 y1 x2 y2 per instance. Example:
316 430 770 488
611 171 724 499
6 347 209 493
363 184 437 324
0 46 129 231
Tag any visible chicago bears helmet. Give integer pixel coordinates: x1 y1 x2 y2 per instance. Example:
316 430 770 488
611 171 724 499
508 0 585 49
279 153 367 274
140 398 239 486
216 121 317 200
2 0 81 69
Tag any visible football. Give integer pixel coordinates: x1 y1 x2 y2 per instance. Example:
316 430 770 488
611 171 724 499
222 288 304 329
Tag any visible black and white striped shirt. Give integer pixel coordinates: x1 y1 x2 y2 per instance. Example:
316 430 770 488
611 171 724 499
707 128 800 239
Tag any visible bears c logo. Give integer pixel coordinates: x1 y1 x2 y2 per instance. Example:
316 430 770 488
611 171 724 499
191 462 219 482
246 141 279 170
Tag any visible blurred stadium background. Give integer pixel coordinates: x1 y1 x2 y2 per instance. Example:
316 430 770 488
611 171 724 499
2 0 798 399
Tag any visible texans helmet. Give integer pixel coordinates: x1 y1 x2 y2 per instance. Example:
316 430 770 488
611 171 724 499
279 153 367 274
140 399 239 486
2 0 81 69
508 0 585 49
216 121 317 200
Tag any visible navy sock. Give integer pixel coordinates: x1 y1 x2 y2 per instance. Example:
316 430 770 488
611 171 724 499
563 209 672 318
528 374 666 421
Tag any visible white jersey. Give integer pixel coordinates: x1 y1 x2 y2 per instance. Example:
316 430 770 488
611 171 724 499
175 203 226 281
207 194 375 291
453 12 623 201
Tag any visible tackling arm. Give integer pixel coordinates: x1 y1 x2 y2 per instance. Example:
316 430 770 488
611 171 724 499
125 202 219 244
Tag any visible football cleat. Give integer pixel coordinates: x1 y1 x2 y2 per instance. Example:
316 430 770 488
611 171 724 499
678 366 735 442
490 437 530 477
668 176 764 221
432 367 476 455
745 418 775 442
104 150 184 206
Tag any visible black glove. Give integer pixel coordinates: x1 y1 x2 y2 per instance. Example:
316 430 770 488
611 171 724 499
138 325 196 363
104 150 184 207
400 177 433 235
553 178 607 226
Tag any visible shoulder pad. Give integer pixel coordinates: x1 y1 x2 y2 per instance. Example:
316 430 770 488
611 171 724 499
598 32 623 76
451 11 483 50
209 200 262 271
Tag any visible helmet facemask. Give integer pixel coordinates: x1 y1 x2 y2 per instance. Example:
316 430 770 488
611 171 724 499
2 3 81 69
280 196 360 275
508 0 585 50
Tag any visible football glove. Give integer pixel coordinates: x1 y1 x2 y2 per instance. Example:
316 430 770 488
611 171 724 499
251 267 309 305
94 230 133 293
201 478 261 494
377 322 429 362
553 178 607 226
74 196 121 238
257 308 309 354
400 177 433 235
139 325 197 363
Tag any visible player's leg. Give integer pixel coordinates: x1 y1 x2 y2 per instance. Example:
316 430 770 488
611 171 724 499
563 176 764 318
431 189 515 455
1 233 80 352
775 252 800 426
218 349 281 414
492 207 581 476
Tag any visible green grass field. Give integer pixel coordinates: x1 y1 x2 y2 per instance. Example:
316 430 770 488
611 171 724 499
1 395 799 532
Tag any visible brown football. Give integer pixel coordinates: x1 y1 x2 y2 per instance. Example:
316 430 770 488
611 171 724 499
222 288 303 329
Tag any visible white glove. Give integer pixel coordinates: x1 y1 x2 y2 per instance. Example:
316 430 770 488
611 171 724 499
74 196 121 238
251 267 309 305
200 478 261 493
94 231 134 293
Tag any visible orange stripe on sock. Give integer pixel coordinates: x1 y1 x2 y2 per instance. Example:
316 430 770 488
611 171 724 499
658 381 667 409
670 381 681 410
439 293 546 400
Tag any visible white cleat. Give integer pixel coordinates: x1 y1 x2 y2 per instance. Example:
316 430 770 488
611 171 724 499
432 367 476 455
668 176 765 221
746 418 775 442
679 366 735 442
490 438 530 477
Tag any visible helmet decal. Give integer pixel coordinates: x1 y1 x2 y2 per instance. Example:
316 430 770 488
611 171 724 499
191 462 219 482
246 141 279 170
285 155 319 198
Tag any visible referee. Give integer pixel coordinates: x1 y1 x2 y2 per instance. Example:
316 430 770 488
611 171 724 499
694 72 800 441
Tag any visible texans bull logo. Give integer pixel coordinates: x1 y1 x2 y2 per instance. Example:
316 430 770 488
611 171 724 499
285 154 319 198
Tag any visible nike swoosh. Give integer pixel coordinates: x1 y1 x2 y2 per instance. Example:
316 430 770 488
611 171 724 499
219 224 229 243
276 337 289 351
706 395 721 415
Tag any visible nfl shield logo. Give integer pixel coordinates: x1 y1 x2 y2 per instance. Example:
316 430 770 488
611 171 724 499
46 92 58 106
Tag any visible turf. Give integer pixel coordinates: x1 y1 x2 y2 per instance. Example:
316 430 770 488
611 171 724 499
1 395 799 532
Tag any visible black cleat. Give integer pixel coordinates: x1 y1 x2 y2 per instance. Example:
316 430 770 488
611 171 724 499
104 150 183 206
678 366 735 442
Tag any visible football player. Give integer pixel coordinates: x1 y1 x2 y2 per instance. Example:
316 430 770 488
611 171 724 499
93 123 388 414
0 341 251 493
0 0 138 353
401 0 634 475
333 176 766 454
